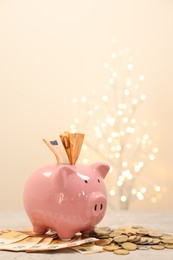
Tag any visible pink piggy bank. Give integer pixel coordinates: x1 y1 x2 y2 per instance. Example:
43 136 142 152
23 162 110 240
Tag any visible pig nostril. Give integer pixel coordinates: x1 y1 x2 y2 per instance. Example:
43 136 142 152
94 204 97 211
100 204 103 210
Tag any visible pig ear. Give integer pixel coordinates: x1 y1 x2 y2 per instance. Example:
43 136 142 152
91 162 110 179
52 165 75 188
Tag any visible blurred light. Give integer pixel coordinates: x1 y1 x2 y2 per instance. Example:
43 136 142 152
112 72 118 78
121 195 127 202
109 78 115 85
131 189 137 195
81 96 87 102
103 63 109 68
107 137 113 143
124 89 130 96
130 118 136 124
141 94 146 101
149 154 155 161
123 117 128 123
115 153 120 158
154 185 161 192
141 187 147 193
72 97 78 103
102 95 108 102
87 110 93 116
109 189 116 196
127 64 133 70
137 192 144 200
74 117 79 124
82 158 88 164
139 75 144 81
122 161 128 168
132 98 138 105
111 53 117 59
153 147 159 153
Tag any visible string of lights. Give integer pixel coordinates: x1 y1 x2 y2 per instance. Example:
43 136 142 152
70 45 161 210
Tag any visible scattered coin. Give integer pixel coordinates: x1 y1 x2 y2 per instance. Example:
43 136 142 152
161 239 173 244
151 245 165 250
137 245 151 250
114 249 129 255
121 242 137 251
165 244 173 249
93 225 173 255
113 235 128 243
103 243 121 251
149 231 163 238
95 238 112 246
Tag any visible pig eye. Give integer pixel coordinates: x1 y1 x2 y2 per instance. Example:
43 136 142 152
97 179 100 183
84 180 88 184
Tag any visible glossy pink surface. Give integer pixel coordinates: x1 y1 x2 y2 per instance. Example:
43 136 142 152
23 162 110 239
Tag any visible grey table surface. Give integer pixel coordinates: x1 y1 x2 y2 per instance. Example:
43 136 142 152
0 210 173 260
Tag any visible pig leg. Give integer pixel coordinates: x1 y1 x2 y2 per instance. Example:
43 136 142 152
56 227 76 240
33 224 47 234
82 228 94 237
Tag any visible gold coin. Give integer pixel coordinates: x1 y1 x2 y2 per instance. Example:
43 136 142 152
124 228 137 235
113 235 128 243
128 235 137 242
149 238 161 245
122 242 137 251
151 245 165 250
162 239 173 244
161 235 173 240
137 229 149 236
137 237 149 244
137 245 151 250
95 238 112 246
149 231 163 238
114 249 129 255
82 242 95 247
103 244 121 251
165 244 173 249
109 230 123 237
131 225 144 229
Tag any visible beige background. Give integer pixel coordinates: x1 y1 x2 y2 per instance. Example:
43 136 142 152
0 0 173 211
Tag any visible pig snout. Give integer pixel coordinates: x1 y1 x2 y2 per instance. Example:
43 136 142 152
88 193 107 216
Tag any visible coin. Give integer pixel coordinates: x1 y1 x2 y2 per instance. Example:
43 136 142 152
149 238 160 245
128 235 137 242
161 239 173 244
114 249 129 255
121 242 137 251
151 245 165 250
149 231 163 238
95 238 112 246
113 235 128 243
103 244 121 251
165 244 173 249
131 225 144 229
137 245 151 250
109 230 123 237
137 237 149 244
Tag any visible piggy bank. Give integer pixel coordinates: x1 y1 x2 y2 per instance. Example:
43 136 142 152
23 162 110 240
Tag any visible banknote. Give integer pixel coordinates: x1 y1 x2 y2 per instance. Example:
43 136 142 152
0 229 97 253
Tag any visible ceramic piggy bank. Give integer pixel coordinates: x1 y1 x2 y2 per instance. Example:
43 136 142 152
23 162 110 240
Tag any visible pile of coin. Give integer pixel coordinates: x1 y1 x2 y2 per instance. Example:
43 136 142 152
92 225 173 255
